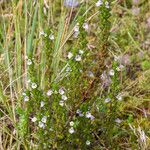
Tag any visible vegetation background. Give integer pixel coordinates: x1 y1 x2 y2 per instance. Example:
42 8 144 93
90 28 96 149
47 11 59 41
0 0 150 149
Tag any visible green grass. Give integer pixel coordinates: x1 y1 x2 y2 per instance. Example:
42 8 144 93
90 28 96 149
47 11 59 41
0 0 150 149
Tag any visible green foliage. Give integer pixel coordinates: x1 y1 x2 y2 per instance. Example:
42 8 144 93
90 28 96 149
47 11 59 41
0 0 150 149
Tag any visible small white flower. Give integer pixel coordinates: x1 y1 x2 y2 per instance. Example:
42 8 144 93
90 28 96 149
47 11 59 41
24 96 29 102
83 23 89 30
49 128 53 131
115 118 122 124
27 59 32 66
109 69 115 76
116 93 123 101
87 71 94 78
75 55 82 61
85 111 95 120
116 65 124 71
90 115 95 120
39 31 47 37
39 31 45 36
31 83 37 89
40 101 45 107
62 95 67 101
79 113 84 117
73 23 80 38
59 100 64 106
49 34 54 40
47 89 53 96
105 1 109 8
73 31 79 38
41 116 47 123
66 66 72 72
31 117 37 122
105 97 111 103
76 109 82 114
69 127 75 134
79 50 84 55
69 121 74 126
67 52 73 59
59 88 65 95
22 92 26 96
39 121 45 128
96 0 103 7
76 109 84 117
74 24 79 32
114 55 119 61
85 111 92 118
86 140 91 145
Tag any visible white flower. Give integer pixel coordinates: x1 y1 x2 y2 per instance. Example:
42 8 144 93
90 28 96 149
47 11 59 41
31 117 37 122
76 109 82 114
39 121 45 128
85 112 95 120
41 116 47 123
116 65 124 71
90 115 95 120
76 109 84 117
79 113 84 117
24 96 29 102
67 52 73 59
104 97 111 103
39 31 45 36
64 0 79 7
79 50 84 55
39 31 47 37
49 34 54 40
86 140 91 145
40 101 45 107
115 118 122 124
96 0 103 7
69 127 75 134
62 95 67 101
58 88 65 95
73 23 80 38
105 1 109 8
69 121 74 126
75 55 82 61
116 93 123 101
83 23 89 30
31 83 37 89
109 69 115 76
85 111 92 118
22 92 26 96
49 128 53 131
27 59 32 66
74 24 79 32
47 89 53 96
66 66 72 72
87 71 94 78
73 31 79 38
114 55 119 61
59 100 64 106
